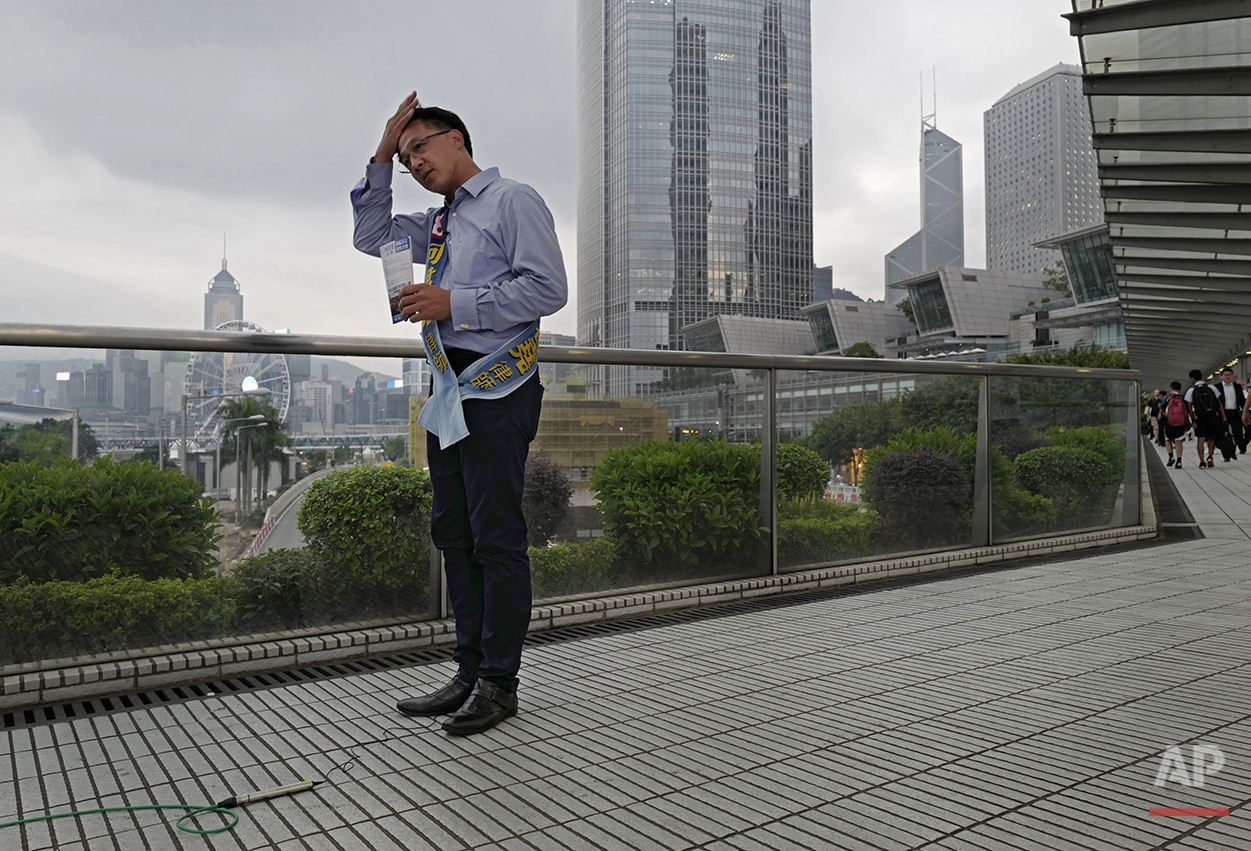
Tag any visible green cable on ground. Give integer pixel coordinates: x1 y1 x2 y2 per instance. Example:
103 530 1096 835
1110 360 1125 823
0 802 239 836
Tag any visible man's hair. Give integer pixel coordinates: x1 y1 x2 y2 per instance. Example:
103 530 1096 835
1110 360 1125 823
1189 369 1204 381
1222 367 1234 375
1170 381 1183 391
408 106 473 158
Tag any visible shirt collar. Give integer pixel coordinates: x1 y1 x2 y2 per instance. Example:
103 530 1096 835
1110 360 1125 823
447 167 500 204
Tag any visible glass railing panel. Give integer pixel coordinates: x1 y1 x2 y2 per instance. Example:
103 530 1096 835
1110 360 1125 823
526 363 769 602
0 346 434 670
989 375 1134 542
776 368 979 571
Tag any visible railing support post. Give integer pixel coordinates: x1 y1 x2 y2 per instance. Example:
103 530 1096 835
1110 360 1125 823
1124 378 1142 527
430 544 447 620
759 367 778 576
971 376 992 547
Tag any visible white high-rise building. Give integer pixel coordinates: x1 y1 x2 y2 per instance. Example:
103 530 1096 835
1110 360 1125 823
984 63 1103 276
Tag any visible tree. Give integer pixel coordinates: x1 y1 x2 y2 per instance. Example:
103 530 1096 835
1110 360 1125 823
0 425 17 464
1042 260 1072 297
807 400 904 470
214 398 289 514
381 436 407 463
897 297 917 326
523 458 573 546
840 341 881 359
134 443 167 466
13 428 70 466
3 418 98 462
901 376 981 434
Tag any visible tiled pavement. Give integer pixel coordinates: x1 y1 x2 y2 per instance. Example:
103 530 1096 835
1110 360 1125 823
4 449 1251 850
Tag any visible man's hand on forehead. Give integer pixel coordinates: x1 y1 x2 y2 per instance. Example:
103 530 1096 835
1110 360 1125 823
375 91 421 165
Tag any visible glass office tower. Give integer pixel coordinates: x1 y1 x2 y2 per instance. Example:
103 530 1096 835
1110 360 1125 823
577 0 813 396
883 117 964 302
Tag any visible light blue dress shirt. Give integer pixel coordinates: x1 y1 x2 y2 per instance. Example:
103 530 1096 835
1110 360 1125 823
352 163 567 354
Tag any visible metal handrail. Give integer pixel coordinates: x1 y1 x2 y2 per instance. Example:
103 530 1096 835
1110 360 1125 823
0 319 1145 653
0 322 1139 381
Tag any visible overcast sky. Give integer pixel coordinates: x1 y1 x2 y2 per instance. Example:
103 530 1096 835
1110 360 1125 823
0 1 1080 353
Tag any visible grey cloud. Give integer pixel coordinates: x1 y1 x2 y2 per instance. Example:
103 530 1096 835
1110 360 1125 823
0 2 577 213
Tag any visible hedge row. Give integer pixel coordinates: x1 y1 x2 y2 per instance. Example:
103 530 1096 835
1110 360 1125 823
0 458 220 584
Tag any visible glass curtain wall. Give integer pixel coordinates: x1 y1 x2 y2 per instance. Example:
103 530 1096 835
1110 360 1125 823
990 376 1135 541
774 369 979 569
577 0 813 396
526 364 765 601
0 348 432 668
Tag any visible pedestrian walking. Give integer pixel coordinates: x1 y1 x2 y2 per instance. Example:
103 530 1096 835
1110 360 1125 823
1184 369 1226 469
1162 381 1190 469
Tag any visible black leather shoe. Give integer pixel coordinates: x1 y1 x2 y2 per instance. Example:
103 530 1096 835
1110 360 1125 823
441 679 517 736
396 674 475 717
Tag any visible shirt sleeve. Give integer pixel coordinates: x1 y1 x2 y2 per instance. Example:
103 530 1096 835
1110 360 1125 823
448 184 568 332
351 162 433 257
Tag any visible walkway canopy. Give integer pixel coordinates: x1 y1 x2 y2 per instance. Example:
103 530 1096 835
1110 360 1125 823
1065 0 1251 385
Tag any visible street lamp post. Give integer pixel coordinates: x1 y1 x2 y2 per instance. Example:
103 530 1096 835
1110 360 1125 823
181 386 272 478
235 420 268 525
218 415 265 494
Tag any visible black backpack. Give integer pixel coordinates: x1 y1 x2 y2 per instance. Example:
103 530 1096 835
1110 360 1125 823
1191 383 1221 420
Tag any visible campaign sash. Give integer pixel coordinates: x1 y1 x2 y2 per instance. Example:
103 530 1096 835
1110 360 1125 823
417 208 540 449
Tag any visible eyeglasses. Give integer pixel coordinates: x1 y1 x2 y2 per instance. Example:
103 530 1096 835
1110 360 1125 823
398 129 453 173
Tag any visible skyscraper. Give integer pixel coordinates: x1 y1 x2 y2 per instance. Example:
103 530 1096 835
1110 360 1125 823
204 257 243 330
984 63 1102 276
884 114 964 301
577 0 813 396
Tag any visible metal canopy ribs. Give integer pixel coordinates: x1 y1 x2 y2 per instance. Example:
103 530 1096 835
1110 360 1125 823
1067 0 1251 384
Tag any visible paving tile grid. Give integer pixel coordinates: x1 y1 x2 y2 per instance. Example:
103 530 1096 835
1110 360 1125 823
3 512 1250 851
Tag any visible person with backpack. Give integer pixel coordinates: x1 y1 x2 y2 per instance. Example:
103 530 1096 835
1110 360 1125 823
1184 369 1226 469
1162 381 1190 468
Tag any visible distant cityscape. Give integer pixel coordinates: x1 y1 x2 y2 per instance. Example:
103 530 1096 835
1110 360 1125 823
4 4 1123 468
573 2 1120 389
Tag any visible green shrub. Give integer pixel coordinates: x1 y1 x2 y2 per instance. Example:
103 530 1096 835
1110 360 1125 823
865 450 971 548
0 457 221 584
992 424 1049 460
0 574 234 665
902 376 981 434
1004 488 1058 535
298 466 432 589
1002 345 1130 370
530 537 615 598
1044 425 1125 482
230 548 317 630
776 443 829 501
1014 445 1117 526
777 498 877 566
590 439 764 567
523 457 573 547
862 424 1047 538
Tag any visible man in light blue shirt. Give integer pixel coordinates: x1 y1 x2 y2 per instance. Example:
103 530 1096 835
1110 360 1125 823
352 92 567 735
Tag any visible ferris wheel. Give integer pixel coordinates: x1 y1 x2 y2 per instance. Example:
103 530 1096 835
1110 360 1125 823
184 320 292 446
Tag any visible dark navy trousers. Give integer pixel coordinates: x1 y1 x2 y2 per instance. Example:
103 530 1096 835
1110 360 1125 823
427 363 541 693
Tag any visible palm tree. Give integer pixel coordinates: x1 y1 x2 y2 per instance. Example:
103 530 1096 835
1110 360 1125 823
214 398 288 520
